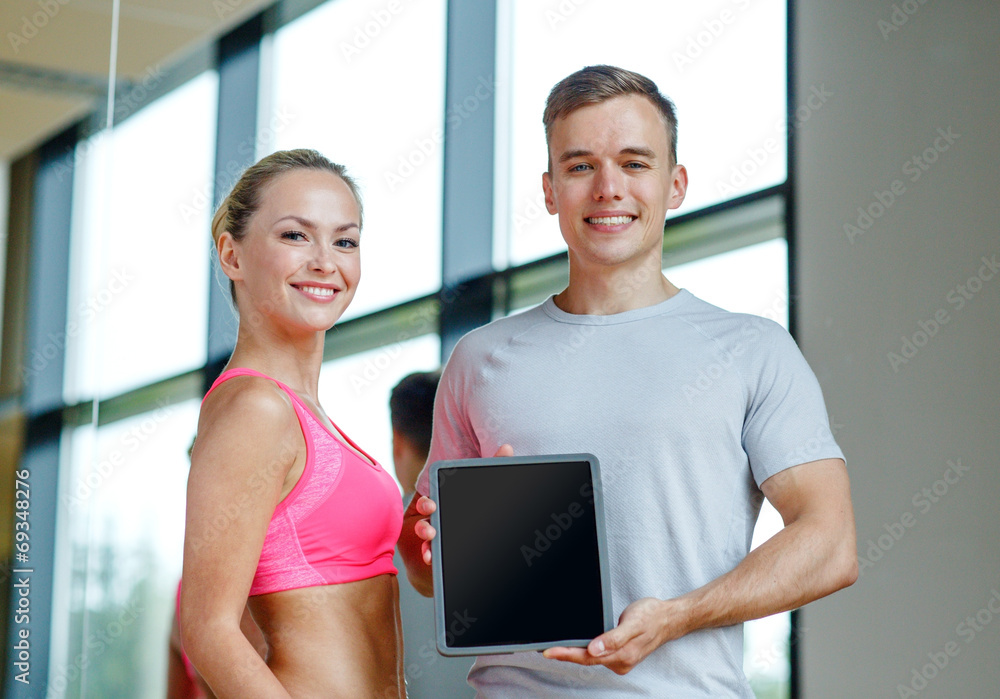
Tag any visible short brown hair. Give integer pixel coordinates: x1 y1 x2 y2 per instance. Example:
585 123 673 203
543 65 678 167
211 149 363 306
389 371 441 459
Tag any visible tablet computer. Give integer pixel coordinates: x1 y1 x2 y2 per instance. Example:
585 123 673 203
428 453 613 656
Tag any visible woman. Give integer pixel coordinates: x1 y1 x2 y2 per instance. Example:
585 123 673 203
181 149 405 698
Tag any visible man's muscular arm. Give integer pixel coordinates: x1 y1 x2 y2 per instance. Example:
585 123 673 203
545 457 858 675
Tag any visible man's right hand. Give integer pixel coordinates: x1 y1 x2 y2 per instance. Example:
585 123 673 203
399 444 514 596
413 443 514 566
413 494 437 565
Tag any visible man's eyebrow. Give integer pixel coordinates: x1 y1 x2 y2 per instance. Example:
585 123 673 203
557 146 659 163
620 146 658 159
558 149 593 163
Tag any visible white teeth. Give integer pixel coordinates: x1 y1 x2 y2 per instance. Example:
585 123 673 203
298 286 336 297
587 215 633 225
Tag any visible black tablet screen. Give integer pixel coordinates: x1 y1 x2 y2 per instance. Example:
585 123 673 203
436 460 605 649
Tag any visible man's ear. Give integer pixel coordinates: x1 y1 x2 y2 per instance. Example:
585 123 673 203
542 171 558 215
217 231 243 282
667 163 689 211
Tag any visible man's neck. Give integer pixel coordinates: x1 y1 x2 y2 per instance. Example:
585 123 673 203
555 260 680 316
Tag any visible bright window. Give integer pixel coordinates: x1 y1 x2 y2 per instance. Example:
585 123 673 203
50 400 200 696
65 71 218 401
497 0 787 266
268 0 447 319
319 333 441 489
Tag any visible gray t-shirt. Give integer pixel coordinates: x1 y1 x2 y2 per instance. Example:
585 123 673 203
416 290 844 698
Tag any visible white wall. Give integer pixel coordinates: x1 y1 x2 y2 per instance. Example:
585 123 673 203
794 2 1000 696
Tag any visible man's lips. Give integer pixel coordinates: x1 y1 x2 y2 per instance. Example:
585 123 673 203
585 214 637 226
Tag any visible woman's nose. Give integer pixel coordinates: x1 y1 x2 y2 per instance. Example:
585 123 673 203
310 244 337 273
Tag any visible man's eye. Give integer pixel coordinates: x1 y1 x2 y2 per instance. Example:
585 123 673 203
569 163 591 172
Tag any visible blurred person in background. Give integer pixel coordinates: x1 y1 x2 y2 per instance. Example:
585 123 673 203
390 371 476 698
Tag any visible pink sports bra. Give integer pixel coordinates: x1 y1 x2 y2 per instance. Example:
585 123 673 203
203 367 403 595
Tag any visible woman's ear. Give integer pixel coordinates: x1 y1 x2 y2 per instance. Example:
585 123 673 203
217 231 243 282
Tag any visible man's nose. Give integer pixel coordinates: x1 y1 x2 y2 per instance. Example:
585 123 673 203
593 165 624 200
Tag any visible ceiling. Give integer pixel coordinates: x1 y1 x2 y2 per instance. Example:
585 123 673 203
0 0 275 160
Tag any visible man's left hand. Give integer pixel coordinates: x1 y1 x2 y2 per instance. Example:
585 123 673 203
543 597 678 675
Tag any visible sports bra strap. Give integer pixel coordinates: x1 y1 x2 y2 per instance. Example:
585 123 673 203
203 367 289 402
203 368 379 467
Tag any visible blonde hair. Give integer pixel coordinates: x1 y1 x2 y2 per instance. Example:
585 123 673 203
211 149 363 305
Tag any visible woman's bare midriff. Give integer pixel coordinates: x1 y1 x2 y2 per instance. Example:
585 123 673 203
248 574 404 699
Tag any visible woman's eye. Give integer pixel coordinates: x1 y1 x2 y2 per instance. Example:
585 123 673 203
281 230 306 241
335 238 360 249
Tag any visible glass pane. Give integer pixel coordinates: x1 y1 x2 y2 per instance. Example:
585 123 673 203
498 0 787 266
318 334 441 488
65 71 217 402
51 400 200 697
268 0 446 319
0 160 7 369
664 237 788 329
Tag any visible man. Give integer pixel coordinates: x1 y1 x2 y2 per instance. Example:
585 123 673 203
390 371 475 699
399 65 857 697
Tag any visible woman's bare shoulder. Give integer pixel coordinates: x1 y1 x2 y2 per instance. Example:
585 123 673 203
192 375 300 479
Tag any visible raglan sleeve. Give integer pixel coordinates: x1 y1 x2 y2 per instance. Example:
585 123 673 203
741 319 845 487
414 335 483 496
